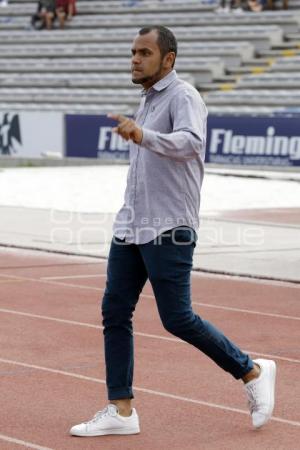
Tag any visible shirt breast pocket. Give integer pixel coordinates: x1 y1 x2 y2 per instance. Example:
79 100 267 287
144 105 173 134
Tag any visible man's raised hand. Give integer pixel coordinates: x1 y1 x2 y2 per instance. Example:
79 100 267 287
108 114 143 144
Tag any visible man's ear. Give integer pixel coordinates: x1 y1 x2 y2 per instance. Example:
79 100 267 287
163 52 176 69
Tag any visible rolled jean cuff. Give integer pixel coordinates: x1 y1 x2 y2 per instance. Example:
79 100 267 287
108 387 134 401
234 357 254 380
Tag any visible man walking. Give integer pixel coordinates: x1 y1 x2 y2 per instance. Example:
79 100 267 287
70 26 276 437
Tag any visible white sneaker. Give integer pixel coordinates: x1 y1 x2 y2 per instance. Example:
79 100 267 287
216 6 230 13
245 359 276 428
233 7 244 13
70 404 140 436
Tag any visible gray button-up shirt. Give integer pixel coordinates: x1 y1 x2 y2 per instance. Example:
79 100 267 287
113 70 207 244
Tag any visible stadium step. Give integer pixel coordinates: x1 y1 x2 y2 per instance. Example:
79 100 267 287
285 33 300 41
243 58 275 66
259 48 300 57
227 66 271 75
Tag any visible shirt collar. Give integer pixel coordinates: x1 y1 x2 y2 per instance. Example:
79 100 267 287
141 70 177 96
152 69 177 92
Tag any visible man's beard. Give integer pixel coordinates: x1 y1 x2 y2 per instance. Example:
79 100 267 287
132 75 153 85
132 63 163 86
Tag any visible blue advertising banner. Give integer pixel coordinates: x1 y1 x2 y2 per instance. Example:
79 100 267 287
65 115 129 160
206 115 300 167
65 114 300 166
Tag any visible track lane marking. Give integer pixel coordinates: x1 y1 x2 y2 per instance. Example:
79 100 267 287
193 301 300 321
0 307 299 365
41 274 106 280
0 433 54 450
0 357 299 428
39 277 300 321
0 272 299 323
0 279 26 284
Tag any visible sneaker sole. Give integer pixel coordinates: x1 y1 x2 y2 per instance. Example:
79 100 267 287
70 426 140 437
266 360 276 418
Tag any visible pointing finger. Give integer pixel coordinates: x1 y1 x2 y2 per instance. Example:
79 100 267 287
107 113 128 123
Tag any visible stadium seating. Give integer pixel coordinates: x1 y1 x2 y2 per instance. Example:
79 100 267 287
0 41 255 67
0 56 224 84
0 11 298 34
270 55 300 71
0 0 299 114
204 89 300 106
0 102 134 113
0 72 195 88
236 73 300 89
0 26 283 53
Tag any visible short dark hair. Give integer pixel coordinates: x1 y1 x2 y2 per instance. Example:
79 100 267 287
138 25 177 62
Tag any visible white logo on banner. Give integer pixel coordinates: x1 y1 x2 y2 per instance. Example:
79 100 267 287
98 127 129 152
0 112 63 158
210 127 300 160
0 113 21 155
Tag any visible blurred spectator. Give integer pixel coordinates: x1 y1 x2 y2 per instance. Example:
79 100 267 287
0 0 8 7
216 0 283 12
56 0 77 29
31 0 56 30
217 0 244 12
31 2 44 30
245 0 287 11
266 0 288 9
247 0 263 10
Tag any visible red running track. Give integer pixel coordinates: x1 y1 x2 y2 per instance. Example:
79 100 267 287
0 247 299 450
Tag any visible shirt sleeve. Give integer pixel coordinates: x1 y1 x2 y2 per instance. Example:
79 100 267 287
140 89 207 162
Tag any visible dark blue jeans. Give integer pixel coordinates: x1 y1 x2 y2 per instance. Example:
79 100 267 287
102 227 253 400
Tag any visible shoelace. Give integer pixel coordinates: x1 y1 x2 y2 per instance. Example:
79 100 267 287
86 406 117 424
246 384 258 414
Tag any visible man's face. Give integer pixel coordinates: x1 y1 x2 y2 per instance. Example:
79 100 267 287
131 30 167 89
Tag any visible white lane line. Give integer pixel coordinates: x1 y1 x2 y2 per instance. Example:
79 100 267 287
0 278 25 284
0 307 299 365
246 350 300 364
41 274 106 280
0 307 100 329
193 301 300 321
39 278 300 322
38 279 300 322
0 433 54 450
0 273 105 292
33 280 300 323
0 357 299 429
1 271 299 323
